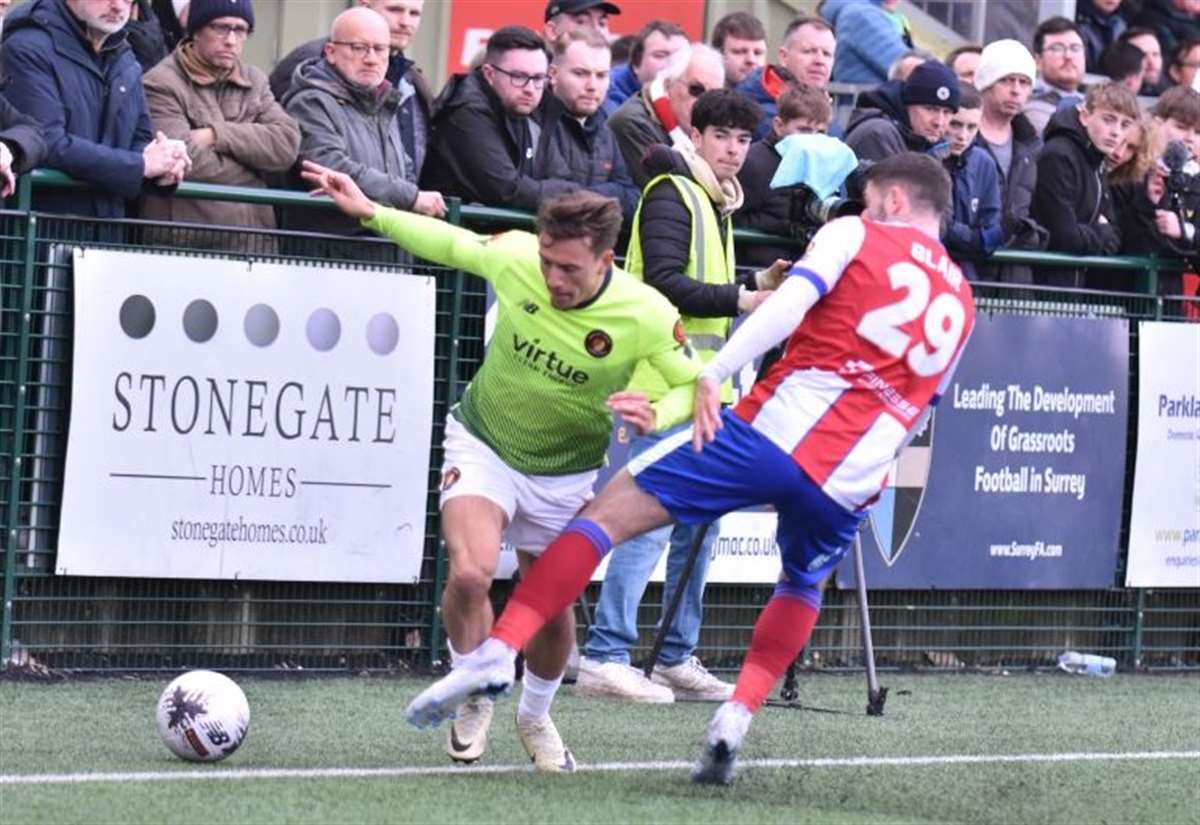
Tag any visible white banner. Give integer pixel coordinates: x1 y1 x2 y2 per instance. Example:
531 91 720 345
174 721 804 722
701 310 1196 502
1125 322 1200 587
498 511 783 584
57 250 436 583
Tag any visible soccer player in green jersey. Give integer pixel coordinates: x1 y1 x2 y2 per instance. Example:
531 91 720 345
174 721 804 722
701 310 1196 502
302 161 701 772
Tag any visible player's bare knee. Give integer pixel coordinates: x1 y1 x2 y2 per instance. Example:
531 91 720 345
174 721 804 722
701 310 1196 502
445 561 494 604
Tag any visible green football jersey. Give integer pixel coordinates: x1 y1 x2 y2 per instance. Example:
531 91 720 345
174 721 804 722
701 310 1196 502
365 207 701 475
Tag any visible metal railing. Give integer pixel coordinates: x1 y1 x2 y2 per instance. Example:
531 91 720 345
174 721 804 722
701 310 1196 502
1 171 1197 675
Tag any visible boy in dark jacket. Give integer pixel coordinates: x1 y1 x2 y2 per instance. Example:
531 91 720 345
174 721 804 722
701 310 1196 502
942 83 1003 280
1032 81 1140 285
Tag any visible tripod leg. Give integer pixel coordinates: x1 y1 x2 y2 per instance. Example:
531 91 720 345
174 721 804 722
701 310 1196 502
642 523 712 679
852 531 887 716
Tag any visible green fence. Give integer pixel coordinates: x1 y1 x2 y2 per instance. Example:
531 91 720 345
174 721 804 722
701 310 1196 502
1 171 1197 676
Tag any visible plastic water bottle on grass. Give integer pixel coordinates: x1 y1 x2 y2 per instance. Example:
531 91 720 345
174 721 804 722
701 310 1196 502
1057 651 1116 677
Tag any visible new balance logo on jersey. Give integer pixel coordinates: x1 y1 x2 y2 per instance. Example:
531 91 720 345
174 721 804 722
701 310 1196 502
512 334 589 386
522 301 539 315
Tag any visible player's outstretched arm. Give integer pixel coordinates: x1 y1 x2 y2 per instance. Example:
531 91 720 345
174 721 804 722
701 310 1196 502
302 160 493 277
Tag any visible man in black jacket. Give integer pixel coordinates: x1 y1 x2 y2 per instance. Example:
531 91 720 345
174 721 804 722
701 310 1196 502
735 83 832 268
844 60 960 163
1032 82 1138 286
421 26 584 212
541 29 639 216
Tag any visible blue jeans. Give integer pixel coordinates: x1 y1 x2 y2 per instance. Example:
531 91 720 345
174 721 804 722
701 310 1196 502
584 424 719 667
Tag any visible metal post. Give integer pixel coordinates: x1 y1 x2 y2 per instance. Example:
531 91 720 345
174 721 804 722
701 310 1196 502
427 198 465 668
1 213 37 669
1132 588 1146 670
852 532 887 715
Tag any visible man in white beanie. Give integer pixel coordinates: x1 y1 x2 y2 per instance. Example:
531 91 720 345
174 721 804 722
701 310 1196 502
973 37 1048 283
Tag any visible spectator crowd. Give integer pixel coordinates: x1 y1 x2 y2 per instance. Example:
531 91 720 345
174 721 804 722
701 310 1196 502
2 0 1200 294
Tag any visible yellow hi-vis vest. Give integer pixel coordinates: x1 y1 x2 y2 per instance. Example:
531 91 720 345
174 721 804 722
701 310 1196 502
624 173 737 403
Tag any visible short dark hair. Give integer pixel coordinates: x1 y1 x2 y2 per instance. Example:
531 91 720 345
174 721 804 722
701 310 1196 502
630 20 687 69
486 26 548 64
776 83 833 126
864 152 951 216
1155 85 1200 129
690 89 762 134
783 15 833 43
536 191 623 256
945 44 981 69
1119 27 1161 47
711 11 765 50
610 33 637 65
1032 16 1082 55
1172 36 1200 68
957 81 982 110
1101 41 1146 84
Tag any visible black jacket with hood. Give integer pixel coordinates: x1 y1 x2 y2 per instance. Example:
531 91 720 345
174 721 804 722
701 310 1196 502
843 81 937 163
1031 106 1120 285
420 68 578 212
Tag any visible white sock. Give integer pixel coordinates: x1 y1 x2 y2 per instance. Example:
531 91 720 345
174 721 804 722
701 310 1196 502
447 639 470 670
517 670 563 724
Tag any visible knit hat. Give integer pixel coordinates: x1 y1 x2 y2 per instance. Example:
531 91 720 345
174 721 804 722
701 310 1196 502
187 0 255 36
900 61 961 110
974 39 1037 92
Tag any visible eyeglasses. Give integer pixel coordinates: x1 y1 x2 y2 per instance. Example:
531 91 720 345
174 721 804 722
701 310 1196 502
207 21 250 39
487 64 548 88
331 41 390 58
686 81 709 98
1042 43 1084 56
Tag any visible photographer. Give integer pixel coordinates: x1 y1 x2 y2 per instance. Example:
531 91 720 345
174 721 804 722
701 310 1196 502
735 83 833 267
1109 87 1200 294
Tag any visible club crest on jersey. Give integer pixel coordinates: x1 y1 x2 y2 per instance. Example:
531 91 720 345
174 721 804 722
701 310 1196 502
673 321 686 345
867 413 935 567
585 329 612 358
440 467 461 492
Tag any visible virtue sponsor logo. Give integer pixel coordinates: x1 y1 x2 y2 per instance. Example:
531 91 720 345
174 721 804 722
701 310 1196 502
511 333 589 385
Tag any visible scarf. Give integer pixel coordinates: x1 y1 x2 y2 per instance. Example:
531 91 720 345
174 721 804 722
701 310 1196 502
176 39 248 87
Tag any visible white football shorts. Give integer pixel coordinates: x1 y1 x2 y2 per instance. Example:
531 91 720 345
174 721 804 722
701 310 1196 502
439 416 597 554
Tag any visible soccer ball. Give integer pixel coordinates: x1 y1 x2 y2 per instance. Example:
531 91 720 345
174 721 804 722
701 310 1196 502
155 670 250 762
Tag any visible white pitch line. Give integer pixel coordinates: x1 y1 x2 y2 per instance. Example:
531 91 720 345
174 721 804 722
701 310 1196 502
2 751 1197 786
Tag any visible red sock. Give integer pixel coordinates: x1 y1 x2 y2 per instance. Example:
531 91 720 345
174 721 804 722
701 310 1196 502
491 519 611 651
732 591 820 712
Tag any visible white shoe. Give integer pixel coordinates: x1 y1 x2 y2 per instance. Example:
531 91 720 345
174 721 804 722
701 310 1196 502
406 639 516 729
573 657 675 703
653 657 735 701
445 695 494 763
516 714 577 773
691 700 752 786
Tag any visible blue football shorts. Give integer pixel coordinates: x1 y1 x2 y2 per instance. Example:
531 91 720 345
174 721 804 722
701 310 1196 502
628 409 864 586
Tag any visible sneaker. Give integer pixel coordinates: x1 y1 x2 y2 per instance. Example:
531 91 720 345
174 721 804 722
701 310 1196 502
573 657 675 703
406 639 516 729
691 701 752 786
445 695 494 764
516 714 577 773
653 657 735 701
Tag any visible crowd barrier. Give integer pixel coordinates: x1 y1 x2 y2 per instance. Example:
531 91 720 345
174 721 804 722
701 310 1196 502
1 170 1196 675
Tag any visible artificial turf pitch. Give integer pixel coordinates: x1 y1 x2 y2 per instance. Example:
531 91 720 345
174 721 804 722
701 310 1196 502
1 673 1197 824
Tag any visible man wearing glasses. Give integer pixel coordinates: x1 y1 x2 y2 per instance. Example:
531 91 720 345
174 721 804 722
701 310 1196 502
141 0 301 250
1025 17 1088 135
421 25 589 212
283 6 445 249
609 43 726 187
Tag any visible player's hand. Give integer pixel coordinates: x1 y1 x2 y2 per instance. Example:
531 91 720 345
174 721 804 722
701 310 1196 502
692 375 722 452
301 160 377 221
1154 210 1183 239
607 391 656 436
754 258 792 290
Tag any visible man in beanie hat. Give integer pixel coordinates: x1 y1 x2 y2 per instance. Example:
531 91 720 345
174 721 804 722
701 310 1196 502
543 0 619 42
141 0 300 251
845 59 960 163
973 38 1048 283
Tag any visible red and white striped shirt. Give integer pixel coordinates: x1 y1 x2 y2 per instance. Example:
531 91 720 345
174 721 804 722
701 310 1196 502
734 217 976 511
